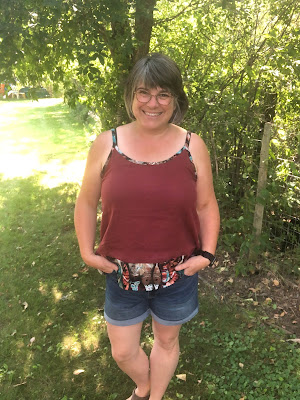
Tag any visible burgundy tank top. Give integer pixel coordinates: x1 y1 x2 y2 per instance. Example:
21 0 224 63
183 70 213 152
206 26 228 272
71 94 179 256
96 129 200 263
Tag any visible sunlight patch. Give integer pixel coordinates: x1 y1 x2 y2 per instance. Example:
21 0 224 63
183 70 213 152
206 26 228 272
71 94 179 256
52 287 63 302
39 159 86 188
82 332 100 352
0 150 85 187
62 336 82 356
80 314 105 351
39 281 49 296
0 151 40 179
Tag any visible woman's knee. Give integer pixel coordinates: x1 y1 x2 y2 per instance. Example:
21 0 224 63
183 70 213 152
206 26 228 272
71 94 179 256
153 324 181 351
107 322 143 363
111 344 136 363
155 334 179 351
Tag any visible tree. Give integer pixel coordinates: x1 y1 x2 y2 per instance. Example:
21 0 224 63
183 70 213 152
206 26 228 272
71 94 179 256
1 0 158 125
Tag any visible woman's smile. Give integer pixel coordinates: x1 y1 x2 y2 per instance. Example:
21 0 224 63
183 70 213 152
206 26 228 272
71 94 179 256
142 111 163 117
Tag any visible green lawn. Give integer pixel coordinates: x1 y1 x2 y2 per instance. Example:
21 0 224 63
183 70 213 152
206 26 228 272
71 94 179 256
0 99 299 400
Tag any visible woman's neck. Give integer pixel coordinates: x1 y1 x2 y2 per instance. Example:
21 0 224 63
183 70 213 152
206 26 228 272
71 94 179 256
130 121 173 139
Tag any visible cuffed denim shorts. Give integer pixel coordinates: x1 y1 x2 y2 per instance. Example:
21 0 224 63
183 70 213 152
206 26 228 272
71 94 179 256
104 271 199 326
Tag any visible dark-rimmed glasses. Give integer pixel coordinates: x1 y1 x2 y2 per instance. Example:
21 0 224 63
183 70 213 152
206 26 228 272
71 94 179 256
134 89 173 105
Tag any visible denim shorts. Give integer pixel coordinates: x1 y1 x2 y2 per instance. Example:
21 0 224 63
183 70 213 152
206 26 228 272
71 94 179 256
104 271 199 326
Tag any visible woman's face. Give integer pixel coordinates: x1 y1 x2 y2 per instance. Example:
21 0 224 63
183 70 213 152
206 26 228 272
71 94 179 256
131 85 176 130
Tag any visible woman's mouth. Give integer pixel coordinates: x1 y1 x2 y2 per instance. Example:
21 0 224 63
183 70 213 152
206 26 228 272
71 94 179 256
143 111 162 117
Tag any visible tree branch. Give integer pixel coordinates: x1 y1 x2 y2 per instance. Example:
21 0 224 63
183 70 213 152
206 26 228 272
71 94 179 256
154 0 202 25
197 1 298 122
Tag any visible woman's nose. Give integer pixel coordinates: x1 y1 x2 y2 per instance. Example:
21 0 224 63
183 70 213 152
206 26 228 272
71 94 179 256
147 94 160 106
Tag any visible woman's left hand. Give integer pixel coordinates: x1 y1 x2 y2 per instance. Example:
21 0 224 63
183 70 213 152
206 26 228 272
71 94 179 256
175 255 210 276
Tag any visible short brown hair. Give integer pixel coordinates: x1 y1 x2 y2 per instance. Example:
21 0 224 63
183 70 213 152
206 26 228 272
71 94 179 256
124 53 188 124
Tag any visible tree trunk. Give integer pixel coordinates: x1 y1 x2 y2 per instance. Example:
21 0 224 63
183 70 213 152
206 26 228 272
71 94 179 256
133 0 157 63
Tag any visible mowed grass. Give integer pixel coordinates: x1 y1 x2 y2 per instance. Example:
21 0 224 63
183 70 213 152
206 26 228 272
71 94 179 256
0 99 88 186
0 99 299 400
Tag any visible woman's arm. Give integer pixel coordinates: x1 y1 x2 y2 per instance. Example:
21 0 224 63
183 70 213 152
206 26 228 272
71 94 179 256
193 133 220 256
176 133 220 275
74 131 118 273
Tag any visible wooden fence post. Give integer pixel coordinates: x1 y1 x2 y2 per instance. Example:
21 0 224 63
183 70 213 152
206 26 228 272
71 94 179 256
251 122 272 255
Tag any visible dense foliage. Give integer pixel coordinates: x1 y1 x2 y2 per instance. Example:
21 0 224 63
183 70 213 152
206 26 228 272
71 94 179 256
1 0 299 272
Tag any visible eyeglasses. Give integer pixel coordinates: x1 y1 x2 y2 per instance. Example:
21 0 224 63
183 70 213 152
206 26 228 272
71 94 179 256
134 89 174 105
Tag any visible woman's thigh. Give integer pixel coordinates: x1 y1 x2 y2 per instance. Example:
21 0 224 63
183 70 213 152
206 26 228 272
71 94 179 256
107 321 144 357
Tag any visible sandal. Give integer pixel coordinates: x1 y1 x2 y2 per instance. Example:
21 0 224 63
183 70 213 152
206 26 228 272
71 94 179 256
128 388 150 400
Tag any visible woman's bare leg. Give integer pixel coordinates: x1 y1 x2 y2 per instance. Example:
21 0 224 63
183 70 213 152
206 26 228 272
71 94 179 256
149 320 181 400
107 321 150 399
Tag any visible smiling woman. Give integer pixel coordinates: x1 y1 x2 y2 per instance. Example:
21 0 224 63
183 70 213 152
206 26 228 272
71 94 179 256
74 52 220 400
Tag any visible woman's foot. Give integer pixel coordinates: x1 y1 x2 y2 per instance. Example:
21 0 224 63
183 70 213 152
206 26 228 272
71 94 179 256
126 388 150 400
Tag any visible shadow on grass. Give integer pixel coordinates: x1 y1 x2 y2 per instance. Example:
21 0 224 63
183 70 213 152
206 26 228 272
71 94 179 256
0 173 127 400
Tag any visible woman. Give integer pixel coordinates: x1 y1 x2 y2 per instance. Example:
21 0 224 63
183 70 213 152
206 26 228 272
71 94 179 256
74 53 220 400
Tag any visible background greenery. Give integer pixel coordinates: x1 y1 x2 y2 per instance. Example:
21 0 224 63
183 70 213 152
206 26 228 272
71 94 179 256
0 100 299 399
0 1 299 397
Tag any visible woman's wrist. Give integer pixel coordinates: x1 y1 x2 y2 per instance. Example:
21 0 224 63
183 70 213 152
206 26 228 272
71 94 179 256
200 250 216 267
81 250 98 264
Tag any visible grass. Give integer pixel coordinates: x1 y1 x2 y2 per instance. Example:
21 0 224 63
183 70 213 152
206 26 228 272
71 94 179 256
0 99 88 186
0 99 299 400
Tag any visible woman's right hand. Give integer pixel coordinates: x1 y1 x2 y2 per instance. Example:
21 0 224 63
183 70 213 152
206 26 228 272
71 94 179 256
82 253 118 274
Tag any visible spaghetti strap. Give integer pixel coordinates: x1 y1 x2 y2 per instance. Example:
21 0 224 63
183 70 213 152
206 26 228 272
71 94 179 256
185 131 192 148
111 128 118 148
101 129 117 178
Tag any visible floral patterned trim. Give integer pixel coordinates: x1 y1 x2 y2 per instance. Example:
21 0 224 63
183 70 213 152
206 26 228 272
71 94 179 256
114 130 194 166
115 144 194 165
100 129 197 178
107 254 190 292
